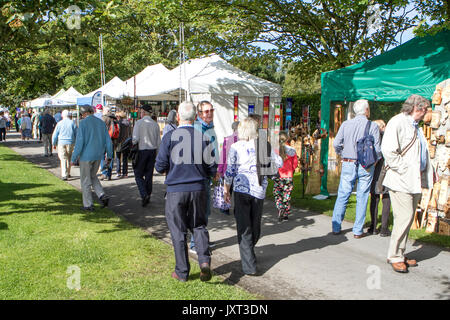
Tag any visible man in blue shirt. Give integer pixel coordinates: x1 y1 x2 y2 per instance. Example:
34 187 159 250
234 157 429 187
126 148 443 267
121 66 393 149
155 101 217 282
331 99 381 238
71 106 113 211
52 110 77 180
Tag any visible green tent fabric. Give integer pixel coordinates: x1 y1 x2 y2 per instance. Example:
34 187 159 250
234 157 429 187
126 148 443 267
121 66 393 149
320 30 450 196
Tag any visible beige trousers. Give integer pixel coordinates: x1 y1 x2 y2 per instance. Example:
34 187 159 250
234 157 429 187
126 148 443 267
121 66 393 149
42 134 52 155
387 190 421 263
57 144 74 178
79 160 105 208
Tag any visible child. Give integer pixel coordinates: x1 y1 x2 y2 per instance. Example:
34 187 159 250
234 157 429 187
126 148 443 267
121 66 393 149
273 131 298 222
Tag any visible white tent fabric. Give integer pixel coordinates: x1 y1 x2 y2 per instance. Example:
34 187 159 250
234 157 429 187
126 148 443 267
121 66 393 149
51 89 66 99
83 76 127 100
124 64 170 98
135 54 283 145
27 94 52 108
137 54 282 99
44 87 82 107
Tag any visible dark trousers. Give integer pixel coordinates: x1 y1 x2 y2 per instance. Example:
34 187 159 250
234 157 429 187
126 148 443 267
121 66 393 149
165 191 211 280
369 193 391 234
234 192 264 275
133 149 156 199
116 149 129 176
0 128 6 141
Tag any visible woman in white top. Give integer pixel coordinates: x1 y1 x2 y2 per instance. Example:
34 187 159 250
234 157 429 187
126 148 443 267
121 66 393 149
224 117 283 275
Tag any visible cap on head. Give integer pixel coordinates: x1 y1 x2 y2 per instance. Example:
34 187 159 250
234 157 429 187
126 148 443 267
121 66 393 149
141 104 152 113
80 105 94 114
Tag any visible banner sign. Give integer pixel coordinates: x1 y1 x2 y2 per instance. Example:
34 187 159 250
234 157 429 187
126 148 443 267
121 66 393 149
274 102 281 133
248 103 255 115
91 91 102 107
285 98 292 129
234 93 239 121
263 95 269 129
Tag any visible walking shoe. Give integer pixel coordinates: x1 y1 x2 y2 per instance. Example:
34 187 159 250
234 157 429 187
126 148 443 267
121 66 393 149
199 263 212 282
379 231 391 237
208 241 216 248
404 257 418 267
99 174 107 181
390 262 408 273
189 247 197 254
62 176 68 181
141 195 150 207
99 195 109 208
283 215 289 221
171 272 187 282
81 206 94 212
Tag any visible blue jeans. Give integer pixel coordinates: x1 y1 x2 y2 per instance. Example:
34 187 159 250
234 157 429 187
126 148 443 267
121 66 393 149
332 161 374 235
100 155 114 178
190 178 211 249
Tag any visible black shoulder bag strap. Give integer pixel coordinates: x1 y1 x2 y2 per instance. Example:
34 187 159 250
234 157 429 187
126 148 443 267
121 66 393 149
255 138 262 186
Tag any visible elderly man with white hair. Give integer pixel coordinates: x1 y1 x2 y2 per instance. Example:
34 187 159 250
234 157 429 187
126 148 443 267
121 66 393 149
155 101 217 283
382 94 433 273
331 99 381 238
52 109 78 180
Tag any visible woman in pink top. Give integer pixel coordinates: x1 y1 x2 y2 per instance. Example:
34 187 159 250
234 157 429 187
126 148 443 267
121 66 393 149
273 132 298 222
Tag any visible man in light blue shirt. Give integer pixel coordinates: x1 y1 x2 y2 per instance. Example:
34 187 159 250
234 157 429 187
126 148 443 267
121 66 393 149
71 106 113 211
331 99 381 238
54 111 62 123
52 110 77 180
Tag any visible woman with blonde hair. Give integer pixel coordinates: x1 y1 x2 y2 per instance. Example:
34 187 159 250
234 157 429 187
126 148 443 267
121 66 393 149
224 117 283 275
272 131 298 222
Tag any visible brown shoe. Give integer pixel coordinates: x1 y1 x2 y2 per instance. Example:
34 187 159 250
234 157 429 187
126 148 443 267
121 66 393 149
171 272 187 282
404 258 418 267
353 233 366 239
390 262 408 273
199 263 212 282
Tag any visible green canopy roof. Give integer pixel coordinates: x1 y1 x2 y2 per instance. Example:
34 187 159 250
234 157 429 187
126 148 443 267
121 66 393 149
319 30 450 196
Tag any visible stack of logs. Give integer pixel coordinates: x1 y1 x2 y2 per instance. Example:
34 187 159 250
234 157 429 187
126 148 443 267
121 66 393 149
413 80 450 235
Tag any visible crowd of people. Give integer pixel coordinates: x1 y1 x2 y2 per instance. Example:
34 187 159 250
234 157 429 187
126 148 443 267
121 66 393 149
1 93 434 280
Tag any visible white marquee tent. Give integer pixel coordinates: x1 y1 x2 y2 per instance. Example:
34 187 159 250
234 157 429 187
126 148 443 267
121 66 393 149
135 54 283 145
82 76 127 100
124 63 170 98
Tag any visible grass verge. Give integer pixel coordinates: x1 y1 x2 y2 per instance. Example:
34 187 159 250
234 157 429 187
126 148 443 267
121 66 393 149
267 172 450 248
0 145 258 300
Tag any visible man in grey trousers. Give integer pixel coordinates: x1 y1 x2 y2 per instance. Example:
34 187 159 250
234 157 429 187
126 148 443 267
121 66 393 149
71 106 113 211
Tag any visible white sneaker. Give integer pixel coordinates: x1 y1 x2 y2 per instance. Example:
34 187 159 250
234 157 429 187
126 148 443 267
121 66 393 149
208 241 217 248
189 247 197 254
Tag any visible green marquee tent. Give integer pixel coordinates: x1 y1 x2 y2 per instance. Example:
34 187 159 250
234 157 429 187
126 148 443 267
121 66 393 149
319 29 450 196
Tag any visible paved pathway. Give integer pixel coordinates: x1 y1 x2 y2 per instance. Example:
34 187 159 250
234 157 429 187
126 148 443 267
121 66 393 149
3 132 450 300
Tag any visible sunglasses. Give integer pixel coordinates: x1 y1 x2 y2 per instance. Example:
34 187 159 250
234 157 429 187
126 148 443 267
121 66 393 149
201 109 214 114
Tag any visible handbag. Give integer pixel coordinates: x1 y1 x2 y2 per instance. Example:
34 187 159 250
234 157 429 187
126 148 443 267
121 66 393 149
118 137 132 153
129 143 139 168
213 179 231 211
255 138 279 185
376 128 417 193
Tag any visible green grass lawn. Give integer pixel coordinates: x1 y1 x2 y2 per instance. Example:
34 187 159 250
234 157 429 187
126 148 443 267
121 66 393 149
0 145 258 300
267 172 450 248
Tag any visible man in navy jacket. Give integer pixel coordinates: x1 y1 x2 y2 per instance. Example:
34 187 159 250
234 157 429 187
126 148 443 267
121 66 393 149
155 101 217 283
